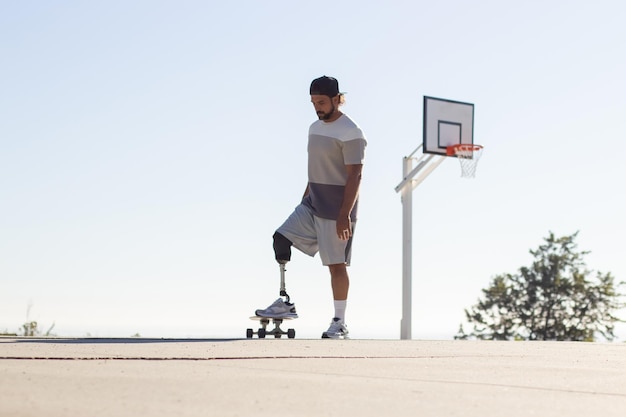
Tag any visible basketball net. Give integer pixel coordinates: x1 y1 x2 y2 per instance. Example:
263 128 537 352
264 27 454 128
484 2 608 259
447 144 483 178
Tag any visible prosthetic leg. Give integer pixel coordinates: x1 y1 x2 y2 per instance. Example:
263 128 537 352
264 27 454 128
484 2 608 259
274 231 293 302
246 233 296 339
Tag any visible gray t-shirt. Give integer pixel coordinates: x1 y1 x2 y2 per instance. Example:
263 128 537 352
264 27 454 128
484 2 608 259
303 114 367 221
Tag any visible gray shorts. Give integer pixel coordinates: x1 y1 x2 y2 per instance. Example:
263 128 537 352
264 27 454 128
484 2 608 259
276 203 355 266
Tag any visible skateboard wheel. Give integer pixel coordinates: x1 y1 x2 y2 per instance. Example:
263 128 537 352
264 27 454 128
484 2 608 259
287 329 295 339
246 328 253 339
258 328 266 338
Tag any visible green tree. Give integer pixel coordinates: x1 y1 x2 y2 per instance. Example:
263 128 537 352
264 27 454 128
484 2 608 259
457 232 625 341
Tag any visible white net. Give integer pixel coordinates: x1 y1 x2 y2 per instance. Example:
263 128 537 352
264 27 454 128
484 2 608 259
452 145 483 178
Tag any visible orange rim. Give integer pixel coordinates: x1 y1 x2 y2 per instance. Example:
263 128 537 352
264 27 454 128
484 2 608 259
446 144 483 156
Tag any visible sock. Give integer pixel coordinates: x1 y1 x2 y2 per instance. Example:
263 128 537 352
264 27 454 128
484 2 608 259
334 300 347 322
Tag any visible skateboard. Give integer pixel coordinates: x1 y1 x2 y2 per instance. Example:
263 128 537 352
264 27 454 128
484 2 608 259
247 316 296 339
249 263 297 339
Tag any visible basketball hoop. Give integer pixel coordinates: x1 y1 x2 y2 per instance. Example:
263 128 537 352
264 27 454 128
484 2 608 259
446 144 483 178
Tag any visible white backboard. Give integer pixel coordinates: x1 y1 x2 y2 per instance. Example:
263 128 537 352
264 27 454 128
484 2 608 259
423 96 474 156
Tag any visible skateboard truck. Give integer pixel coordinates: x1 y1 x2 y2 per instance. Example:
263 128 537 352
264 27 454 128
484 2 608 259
247 317 295 339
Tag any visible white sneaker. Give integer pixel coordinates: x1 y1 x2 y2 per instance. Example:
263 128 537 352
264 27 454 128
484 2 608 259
255 298 298 319
321 318 349 339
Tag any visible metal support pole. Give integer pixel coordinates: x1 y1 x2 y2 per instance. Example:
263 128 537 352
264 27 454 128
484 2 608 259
400 156 413 340
395 146 446 340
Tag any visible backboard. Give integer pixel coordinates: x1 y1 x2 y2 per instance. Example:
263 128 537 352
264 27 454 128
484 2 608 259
423 96 474 156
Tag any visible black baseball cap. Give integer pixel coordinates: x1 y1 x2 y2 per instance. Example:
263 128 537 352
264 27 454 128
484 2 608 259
310 76 340 97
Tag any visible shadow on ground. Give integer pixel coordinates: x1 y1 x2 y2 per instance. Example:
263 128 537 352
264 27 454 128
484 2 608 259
2 337 242 344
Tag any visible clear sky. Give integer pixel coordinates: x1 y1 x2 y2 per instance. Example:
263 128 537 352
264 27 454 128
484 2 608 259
2 0 625 340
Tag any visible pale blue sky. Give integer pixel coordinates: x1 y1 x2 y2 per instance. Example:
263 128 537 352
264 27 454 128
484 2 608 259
1 0 625 339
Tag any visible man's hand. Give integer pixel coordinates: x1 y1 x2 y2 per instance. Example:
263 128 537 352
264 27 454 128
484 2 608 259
336 164 362 241
336 214 352 241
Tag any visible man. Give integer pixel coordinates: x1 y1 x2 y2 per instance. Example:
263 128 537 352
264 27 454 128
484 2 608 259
255 76 367 339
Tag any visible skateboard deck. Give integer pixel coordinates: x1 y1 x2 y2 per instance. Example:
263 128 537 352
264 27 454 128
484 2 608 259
246 316 296 339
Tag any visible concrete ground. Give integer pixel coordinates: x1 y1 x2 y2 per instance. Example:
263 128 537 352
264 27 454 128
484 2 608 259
1 337 625 417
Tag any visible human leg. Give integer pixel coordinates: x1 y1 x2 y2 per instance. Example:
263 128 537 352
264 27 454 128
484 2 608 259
315 218 355 339
254 233 298 318
255 205 318 318
320 263 350 338
329 263 349 302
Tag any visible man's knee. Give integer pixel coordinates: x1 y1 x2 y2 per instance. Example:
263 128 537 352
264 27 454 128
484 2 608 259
273 232 292 264
328 263 348 276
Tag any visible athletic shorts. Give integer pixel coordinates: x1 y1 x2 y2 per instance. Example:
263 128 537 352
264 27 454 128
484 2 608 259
276 203 355 266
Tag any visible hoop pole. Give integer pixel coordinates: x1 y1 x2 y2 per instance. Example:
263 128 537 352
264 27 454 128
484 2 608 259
395 150 446 340
400 156 413 340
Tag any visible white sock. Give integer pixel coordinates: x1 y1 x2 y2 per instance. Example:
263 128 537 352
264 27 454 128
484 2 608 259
334 300 347 322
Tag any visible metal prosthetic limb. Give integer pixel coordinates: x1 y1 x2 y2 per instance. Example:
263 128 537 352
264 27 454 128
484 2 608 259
273 232 293 303
279 262 290 303
245 232 297 339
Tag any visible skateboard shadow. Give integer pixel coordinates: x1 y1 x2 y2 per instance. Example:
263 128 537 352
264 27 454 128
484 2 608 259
7 337 242 344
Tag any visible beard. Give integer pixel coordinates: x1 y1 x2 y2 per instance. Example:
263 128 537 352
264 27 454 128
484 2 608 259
317 103 337 120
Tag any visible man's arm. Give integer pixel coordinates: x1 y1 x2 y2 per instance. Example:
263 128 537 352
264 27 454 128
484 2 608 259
337 164 363 240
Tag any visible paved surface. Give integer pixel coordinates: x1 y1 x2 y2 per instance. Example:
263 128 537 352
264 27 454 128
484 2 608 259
1 337 625 416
